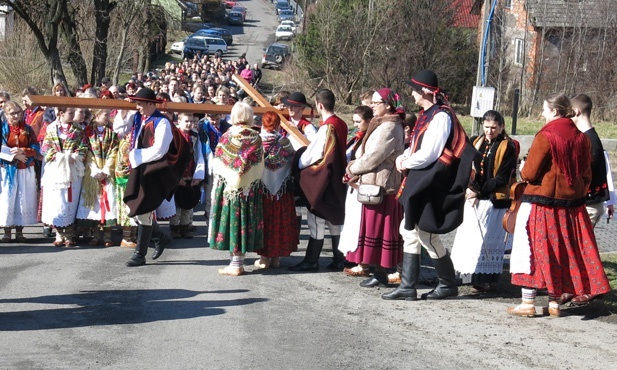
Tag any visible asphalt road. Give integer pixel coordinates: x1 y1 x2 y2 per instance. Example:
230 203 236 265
2 1 617 368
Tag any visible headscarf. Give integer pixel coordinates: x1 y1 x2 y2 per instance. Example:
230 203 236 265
375 88 405 119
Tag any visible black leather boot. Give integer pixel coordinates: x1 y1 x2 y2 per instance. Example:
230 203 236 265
126 224 153 267
296 215 303 235
151 222 171 260
360 270 389 288
421 253 458 300
326 235 345 270
382 253 420 300
288 237 324 272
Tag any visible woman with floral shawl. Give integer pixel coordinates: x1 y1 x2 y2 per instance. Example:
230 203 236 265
254 111 298 269
209 102 264 276
40 107 87 247
76 109 119 247
0 101 40 242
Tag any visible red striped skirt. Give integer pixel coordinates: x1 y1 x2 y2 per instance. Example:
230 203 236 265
511 203 611 297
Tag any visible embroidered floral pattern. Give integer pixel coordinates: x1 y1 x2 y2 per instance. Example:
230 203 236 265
215 127 263 176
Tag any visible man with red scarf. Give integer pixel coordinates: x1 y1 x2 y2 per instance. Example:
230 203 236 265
383 70 477 301
290 89 348 272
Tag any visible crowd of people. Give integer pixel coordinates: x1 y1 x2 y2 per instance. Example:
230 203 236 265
0 61 613 317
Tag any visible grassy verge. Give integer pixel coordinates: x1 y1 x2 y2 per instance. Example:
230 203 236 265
601 253 617 311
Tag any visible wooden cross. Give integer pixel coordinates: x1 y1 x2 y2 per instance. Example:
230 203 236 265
24 74 312 147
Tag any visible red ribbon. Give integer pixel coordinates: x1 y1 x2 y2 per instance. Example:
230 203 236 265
99 179 110 224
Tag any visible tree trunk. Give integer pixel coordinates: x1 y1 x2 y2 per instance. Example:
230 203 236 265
60 3 88 87
112 27 130 86
91 0 116 85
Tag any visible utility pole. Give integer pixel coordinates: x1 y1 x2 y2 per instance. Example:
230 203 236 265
473 0 494 136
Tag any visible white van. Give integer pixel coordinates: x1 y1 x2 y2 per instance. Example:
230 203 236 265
203 36 228 56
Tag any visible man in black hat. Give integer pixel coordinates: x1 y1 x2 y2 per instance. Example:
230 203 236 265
122 87 191 267
382 70 477 301
289 89 348 272
281 92 317 148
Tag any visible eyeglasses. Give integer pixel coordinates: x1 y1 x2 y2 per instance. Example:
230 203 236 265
8 111 22 116
371 101 385 105
353 120 362 124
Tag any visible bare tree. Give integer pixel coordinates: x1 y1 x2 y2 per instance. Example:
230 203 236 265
0 0 71 91
110 0 147 85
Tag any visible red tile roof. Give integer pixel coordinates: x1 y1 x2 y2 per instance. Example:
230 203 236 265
452 0 481 28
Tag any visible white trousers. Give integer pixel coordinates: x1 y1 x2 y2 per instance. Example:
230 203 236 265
399 218 447 259
306 211 341 239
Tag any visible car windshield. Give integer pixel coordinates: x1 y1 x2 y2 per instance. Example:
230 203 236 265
278 26 291 32
280 10 293 15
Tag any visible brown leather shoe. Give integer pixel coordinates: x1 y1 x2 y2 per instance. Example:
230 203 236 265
571 294 602 305
343 266 370 277
541 305 561 317
507 304 536 317
557 293 575 304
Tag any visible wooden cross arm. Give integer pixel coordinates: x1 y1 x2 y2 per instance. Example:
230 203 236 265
24 95 294 116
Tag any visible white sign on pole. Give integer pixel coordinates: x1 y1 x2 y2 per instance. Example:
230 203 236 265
470 86 495 118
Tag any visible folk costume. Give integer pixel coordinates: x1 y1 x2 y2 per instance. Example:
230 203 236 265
200 116 230 219
170 129 205 239
290 107 348 272
451 133 518 289
281 92 317 148
124 88 191 267
345 90 406 285
509 116 611 315
112 116 138 247
76 123 119 246
384 70 478 301
581 127 610 225
338 130 366 258
40 119 87 246
0 115 40 242
208 123 264 255
257 129 298 262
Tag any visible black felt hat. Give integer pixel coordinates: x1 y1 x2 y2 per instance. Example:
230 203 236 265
281 92 310 107
174 185 201 210
406 70 439 93
129 87 162 103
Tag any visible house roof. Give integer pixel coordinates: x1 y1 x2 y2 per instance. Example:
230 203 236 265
526 0 616 28
452 0 481 28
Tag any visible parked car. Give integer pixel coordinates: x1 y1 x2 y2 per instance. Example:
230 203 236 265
275 0 290 15
182 37 210 59
211 27 234 45
191 28 224 39
224 0 237 9
275 25 294 41
278 9 295 22
171 38 186 54
262 42 291 69
227 11 244 26
203 36 228 56
280 20 297 33
182 22 214 33
231 5 247 21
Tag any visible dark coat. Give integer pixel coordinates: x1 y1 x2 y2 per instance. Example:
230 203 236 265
124 111 191 217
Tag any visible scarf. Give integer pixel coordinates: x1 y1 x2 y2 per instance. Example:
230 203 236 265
539 117 588 186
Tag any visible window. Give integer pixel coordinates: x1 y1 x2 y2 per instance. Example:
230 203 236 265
514 38 524 66
504 0 512 8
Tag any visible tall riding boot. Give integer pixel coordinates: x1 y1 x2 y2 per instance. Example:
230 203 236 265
288 237 324 272
151 222 171 260
326 235 345 270
126 224 153 267
382 253 421 301
179 224 193 239
421 253 458 300
121 226 137 248
169 224 181 239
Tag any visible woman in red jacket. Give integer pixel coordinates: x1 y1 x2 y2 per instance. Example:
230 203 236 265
508 94 611 317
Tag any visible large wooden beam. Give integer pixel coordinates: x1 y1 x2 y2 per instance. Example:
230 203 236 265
24 95 290 116
233 74 310 147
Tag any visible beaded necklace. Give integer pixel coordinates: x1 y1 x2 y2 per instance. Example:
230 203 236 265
479 139 497 178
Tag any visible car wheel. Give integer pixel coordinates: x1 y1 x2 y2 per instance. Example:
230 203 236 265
274 54 283 63
216 50 223 57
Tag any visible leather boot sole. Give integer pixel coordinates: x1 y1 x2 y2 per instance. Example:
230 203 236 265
288 262 319 272
421 288 458 300
126 254 146 267
381 288 417 301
